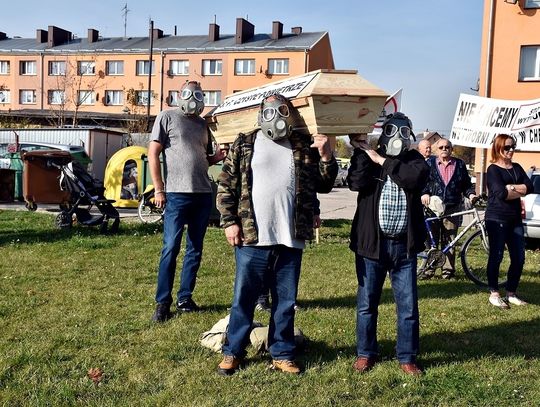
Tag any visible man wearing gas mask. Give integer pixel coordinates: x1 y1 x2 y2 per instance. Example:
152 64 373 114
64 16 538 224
149 80 226 322
347 112 429 376
216 93 337 375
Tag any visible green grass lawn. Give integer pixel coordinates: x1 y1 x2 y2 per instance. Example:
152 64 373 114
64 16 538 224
1 211 539 406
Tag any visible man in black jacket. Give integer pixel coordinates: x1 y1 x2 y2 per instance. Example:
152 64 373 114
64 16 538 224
347 112 429 376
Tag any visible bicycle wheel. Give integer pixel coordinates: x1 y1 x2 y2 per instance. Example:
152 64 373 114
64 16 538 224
461 230 508 288
138 198 163 224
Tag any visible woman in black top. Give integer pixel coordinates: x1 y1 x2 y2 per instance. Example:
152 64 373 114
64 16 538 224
485 134 533 308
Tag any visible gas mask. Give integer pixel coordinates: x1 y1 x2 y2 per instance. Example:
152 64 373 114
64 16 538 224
258 94 294 141
378 112 415 157
178 82 205 116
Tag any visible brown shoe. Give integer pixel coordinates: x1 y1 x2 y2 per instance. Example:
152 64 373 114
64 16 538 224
271 359 301 374
217 355 242 376
400 362 423 376
353 357 376 373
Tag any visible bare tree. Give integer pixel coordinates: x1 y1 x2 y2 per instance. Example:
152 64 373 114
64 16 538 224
46 56 106 127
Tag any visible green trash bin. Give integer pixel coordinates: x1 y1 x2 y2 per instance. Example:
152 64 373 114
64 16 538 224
8 152 24 201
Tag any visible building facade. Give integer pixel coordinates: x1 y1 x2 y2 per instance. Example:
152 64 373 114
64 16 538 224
477 0 540 179
0 19 334 128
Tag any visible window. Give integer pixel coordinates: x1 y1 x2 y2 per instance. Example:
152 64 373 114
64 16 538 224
105 90 124 105
268 58 289 75
136 60 155 75
20 61 37 75
204 90 221 106
0 90 10 103
525 0 540 8
0 61 10 75
48 61 66 76
106 61 124 75
235 59 255 75
77 90 95 105
169 60 189 75
20 90 36 104
48 90 65 105
78 61 95 75
519 46 540 81
168 90 179 106
202 59 222 75
135 90 153 106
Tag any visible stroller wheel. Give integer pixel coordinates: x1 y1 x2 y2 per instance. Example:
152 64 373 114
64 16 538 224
55 212 73 229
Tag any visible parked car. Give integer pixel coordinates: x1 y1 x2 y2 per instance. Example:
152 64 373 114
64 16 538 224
522 171 540 239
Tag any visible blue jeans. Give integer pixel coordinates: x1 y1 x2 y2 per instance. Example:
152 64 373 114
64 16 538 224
355 239 419 364
155 192 212 305
486 219 525 292
223 245 302 360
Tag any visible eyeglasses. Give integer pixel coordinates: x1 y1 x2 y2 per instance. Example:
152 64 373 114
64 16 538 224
503 144 517 152
180 88 204 102
383 124 412 139
438 145 451 150
262 104 290 122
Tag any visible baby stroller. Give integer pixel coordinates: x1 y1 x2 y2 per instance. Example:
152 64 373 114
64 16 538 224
54 156 120 234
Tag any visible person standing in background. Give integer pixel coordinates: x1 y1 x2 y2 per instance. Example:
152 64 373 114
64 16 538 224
421 138 476 279
485 134 532 308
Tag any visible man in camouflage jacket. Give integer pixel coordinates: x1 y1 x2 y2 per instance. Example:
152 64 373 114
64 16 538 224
215 94 337 375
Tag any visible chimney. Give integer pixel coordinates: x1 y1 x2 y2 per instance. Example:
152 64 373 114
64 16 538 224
150 28 163 40
0 32 7 41
36 29 48 43
88 28 99 43
291 26 303 35
48 26 72 47
209 23 220 42
235 17 254 44
271 21 283 40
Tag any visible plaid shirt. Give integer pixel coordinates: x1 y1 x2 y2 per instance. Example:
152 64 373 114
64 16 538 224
378 175 408 236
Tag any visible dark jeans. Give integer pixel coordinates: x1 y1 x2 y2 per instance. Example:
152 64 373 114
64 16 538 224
155 192 212 305
223 245 302 360
355 238 419 364
486 219 525 292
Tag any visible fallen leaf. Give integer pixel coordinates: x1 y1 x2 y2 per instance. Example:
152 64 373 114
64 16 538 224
87 367 104 384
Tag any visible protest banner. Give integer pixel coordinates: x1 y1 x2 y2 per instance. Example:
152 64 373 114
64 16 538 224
450 93 540 151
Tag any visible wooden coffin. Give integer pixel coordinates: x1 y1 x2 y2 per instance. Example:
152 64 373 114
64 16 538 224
206 69 388 144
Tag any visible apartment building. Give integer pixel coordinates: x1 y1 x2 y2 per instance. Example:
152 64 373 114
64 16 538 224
0 18 334 128
476 0 540 177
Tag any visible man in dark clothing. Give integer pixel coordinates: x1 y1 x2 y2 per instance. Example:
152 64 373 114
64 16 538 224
421 138 476 279
348 112 429 376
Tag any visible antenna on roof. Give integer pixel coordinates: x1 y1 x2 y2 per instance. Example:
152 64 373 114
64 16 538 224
122 3 130 38
214 15 217 24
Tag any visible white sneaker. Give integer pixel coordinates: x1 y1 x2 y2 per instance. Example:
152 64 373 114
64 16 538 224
489 295 509 309
506 295 527 306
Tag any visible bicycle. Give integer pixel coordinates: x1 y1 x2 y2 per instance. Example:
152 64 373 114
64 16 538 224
137 185 163 224
417 195 508 288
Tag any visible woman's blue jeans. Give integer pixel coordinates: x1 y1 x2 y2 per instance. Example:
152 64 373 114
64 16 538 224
223 245 302 360
486 219 525 292
155 192 211 305
355 238 419 364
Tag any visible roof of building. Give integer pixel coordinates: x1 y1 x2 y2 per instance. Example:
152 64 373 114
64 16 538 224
0 32 328 54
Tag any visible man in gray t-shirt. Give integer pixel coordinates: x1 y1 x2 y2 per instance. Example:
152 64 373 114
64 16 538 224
149 81 225 323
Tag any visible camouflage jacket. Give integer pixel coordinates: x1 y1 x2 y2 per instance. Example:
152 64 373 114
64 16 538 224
216 130 338 244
